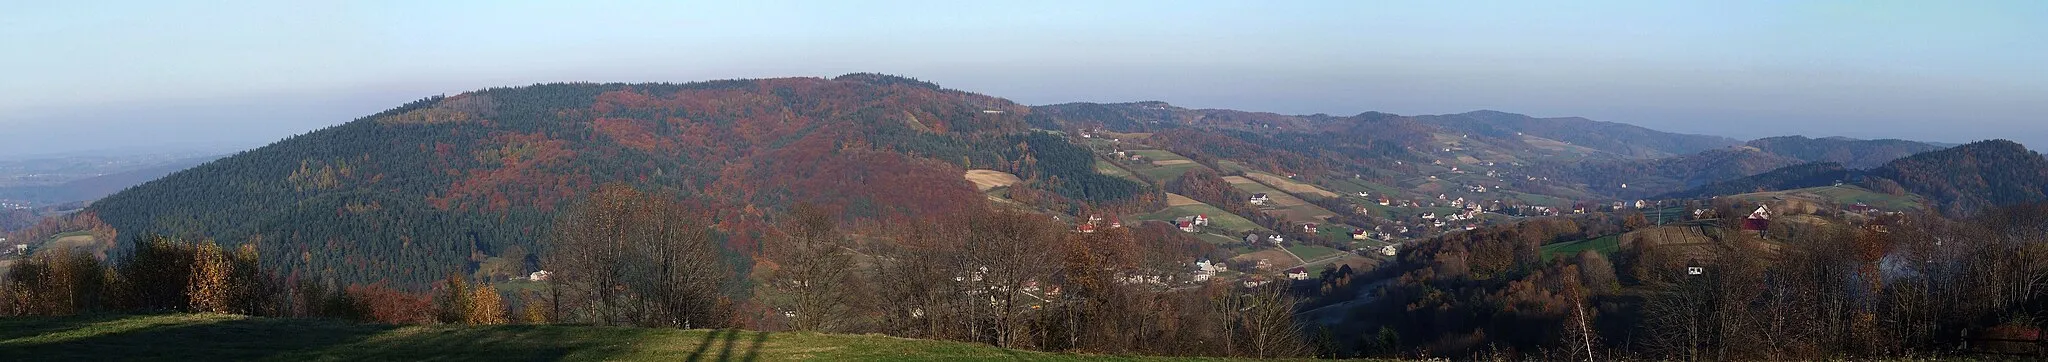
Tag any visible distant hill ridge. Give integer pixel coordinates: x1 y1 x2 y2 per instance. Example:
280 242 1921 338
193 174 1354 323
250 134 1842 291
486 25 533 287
85 74 1144 288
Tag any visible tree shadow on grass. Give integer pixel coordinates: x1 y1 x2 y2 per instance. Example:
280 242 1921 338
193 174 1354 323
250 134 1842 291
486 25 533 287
0 315 397 362
0 316 672 362
0 315 769 361
683 329 770 362
0 313 136 342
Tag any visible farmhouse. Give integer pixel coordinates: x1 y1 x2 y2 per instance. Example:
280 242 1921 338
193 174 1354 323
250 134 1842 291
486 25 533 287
1176 220 1198 233
1301 223 1318 233
1742 205 1773 234
1380 243 1399 256
1351 229 1371 240
1285 267 1310 280
1249 193 1270 205
528 270 552 282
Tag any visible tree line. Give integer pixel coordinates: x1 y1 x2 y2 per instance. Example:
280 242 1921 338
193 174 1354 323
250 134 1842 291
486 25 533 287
5 183 1317 358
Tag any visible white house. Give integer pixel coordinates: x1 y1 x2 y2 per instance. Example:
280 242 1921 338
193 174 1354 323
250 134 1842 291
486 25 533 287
1285 267 1311 280
528 270 552 282
1267 234 1285 245
1193 214 1211 226
1379 243 1399 256
1192 260 1227 282
1249 193 1270 205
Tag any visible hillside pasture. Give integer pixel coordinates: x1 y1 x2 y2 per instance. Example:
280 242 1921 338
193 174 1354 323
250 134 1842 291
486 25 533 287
1287 245 1341 261
1133 195 1268 233
1123 150 1207 182
1243 172 1339 199
1092 159 1142 182
36 233 108 259
1321 176 1406 199
1225 177 1338 222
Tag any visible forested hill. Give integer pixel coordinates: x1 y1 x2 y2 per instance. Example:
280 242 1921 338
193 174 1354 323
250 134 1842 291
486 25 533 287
1653 161 1849 199
1870 139 2048 216
1746 135 1944 169
1412 110 1742 158
84 74 1144 289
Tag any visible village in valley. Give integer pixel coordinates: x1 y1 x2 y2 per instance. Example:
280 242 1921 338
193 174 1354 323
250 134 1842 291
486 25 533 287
960 126 1928 294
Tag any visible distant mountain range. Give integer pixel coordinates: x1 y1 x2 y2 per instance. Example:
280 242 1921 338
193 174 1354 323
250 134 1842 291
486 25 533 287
1746 136 1944 169
1411 110 1742 159
0 155 221 204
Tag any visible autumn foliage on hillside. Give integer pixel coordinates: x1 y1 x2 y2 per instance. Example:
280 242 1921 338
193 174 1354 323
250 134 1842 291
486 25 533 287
83 75 1130 289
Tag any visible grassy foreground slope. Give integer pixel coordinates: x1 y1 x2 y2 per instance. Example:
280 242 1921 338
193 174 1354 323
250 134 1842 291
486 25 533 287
0 314 1316 362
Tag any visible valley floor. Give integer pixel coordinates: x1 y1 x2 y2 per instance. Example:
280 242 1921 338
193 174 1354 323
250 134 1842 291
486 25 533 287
0 314 1347 361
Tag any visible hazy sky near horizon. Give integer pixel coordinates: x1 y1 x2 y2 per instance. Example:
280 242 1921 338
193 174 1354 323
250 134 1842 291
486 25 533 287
3 0 2045 156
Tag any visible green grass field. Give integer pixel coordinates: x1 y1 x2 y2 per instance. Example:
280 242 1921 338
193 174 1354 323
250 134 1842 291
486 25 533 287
1192 232 1246 246
1122 150 1206 182
1092 159 1142 182
1506 191 1565 207
0 314 1311 361
1126 149 1190 162
1540 235 1621 260
1132 204 1268 234
1286 245 1341 261
1131 164 1201 183
1799 185 1927 211
1313 224 1357 242
1215 160 1255 174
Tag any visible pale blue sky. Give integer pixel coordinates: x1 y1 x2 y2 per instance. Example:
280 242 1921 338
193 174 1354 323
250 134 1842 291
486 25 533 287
3 0 2044 155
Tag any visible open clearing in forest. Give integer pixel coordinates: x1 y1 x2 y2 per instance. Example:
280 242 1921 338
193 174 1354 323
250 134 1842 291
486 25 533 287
1126 150 1207 182
1165 193 1203 207
963 169 1023 191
